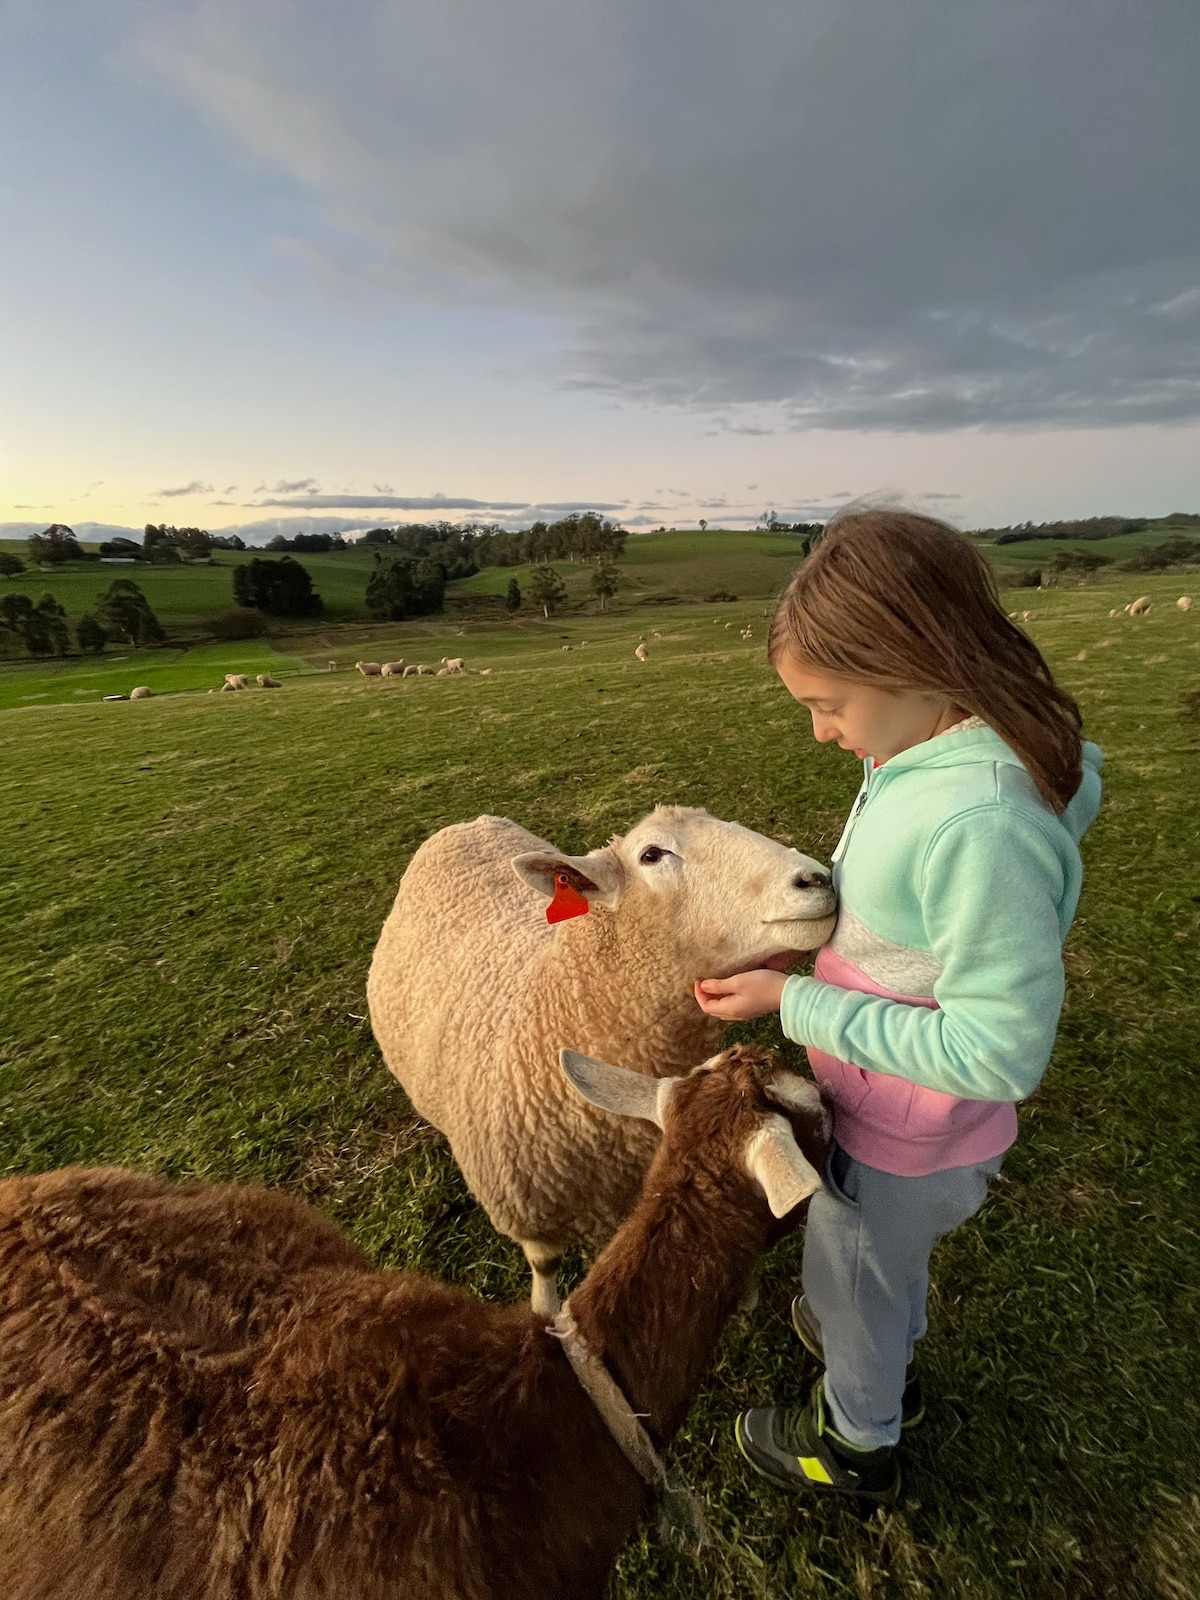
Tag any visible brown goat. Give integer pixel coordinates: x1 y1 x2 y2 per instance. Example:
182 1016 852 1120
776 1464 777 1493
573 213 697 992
0 1045 828 1600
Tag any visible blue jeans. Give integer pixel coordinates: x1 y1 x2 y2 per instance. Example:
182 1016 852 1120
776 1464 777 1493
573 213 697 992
801 1142 1003 1449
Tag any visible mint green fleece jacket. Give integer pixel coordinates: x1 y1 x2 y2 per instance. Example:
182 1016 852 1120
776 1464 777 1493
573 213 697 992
780 721 1104 1112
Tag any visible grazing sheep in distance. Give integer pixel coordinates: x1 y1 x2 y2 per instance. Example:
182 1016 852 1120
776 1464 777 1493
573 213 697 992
1178 596 1193 612
0 1046 829 1600
129 686 153 699
561 644 572 652
355 661 382 678
402 664 419 676
441 656 465 671
1109 608 1121 617
381 660 407 676
479 667 493 675
368 807 836 1311
1127 596 1152 615
223 673 248 690
416 664 435 675
256 674 281 688
634 643 648 661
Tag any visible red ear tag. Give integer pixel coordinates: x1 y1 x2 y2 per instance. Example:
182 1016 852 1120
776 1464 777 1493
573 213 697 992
547 872 590 924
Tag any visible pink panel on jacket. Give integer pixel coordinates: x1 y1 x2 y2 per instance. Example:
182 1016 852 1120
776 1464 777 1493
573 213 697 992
807 945 1017 1177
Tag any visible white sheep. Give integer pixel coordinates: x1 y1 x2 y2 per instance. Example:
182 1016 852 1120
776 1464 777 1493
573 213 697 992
436 667 453 676
633 643 648 661
1108 608 1121 617
367 807 836 1312
1178 596 1193 612
1127 596 1152 616
355 661 382 678
129 686 153 700
416 664 435 675
561 644 572 652
256 674 281 688
479 667 493 675
380 660 407 676
223 674 248 690
402 664 419 676
441 656 465 671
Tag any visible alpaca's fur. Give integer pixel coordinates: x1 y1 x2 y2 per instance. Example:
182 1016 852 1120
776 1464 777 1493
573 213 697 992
0 1047 828 1600
367 809 835 1306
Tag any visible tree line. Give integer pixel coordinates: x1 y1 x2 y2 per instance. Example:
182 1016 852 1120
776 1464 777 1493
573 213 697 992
0 579 164 658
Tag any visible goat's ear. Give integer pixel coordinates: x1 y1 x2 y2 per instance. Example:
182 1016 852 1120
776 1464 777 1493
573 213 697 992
744 1115 824 1217
559 1049 675 1128
763 1072 825 1118
512 847 624 908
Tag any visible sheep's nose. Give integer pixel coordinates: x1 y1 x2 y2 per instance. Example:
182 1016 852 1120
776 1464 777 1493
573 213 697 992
792 869 831 890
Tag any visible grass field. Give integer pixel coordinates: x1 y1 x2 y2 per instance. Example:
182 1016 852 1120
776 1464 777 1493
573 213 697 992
2 568 1199 1597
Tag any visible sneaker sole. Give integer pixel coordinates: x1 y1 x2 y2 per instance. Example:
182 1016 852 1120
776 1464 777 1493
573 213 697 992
733 1414 901 1505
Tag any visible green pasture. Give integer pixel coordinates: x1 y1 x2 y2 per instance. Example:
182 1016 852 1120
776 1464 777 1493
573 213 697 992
454 527 812 603
0 601 774 709
0 546 380 625
2 570 1199 1598
980 521 1200 570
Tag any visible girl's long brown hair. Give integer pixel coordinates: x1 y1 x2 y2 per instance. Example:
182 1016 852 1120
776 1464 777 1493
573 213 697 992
768 508 1084 813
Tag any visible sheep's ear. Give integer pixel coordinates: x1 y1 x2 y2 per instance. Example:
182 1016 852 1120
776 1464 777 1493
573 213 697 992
744 1115 824 1218
512 847 624 907
559 1049 675 1128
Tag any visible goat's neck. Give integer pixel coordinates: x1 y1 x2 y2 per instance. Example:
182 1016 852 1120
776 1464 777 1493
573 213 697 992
566 1160 767 1449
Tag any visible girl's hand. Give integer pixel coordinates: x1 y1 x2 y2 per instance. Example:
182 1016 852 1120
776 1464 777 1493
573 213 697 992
693 970 788 1021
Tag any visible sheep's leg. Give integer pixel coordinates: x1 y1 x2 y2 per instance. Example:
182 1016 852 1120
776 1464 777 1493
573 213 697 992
522 1240 564 1318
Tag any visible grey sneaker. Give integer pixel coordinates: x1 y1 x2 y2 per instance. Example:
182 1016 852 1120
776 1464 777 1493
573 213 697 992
735 1379 900 1503
791 1295 926 1430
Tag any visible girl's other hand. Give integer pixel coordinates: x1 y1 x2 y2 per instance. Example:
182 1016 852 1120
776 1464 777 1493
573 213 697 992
693 970 788 1021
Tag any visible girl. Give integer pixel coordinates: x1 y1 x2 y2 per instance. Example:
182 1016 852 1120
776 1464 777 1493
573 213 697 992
695 509 1103 1504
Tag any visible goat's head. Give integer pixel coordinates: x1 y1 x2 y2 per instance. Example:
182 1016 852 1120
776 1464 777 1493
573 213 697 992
559 1043 831 1225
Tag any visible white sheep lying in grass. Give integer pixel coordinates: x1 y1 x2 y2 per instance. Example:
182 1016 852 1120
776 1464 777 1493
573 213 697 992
1178 596 1193 612
368 807 836 1312
129 686 152 699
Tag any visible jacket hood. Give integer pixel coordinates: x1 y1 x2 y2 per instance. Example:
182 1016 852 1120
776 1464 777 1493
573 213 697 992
869 720 1104 843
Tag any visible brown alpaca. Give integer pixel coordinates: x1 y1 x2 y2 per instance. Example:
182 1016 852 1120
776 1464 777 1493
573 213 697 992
0 1046 829 1600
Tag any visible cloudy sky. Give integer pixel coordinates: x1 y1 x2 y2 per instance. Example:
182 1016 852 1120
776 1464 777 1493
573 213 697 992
3 0 1198 541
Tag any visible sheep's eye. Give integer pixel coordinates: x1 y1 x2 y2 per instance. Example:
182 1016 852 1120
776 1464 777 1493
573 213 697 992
639 845 667 865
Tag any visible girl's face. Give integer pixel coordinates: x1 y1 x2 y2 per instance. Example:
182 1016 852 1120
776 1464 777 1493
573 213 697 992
776 655 962 763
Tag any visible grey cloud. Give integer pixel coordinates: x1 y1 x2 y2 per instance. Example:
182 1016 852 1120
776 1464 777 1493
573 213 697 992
248 492 627 514
125 0 1200 430
157 480 213 497
251 493 528 511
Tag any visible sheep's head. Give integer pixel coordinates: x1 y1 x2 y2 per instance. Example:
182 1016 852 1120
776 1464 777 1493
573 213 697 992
512 805 836 978
559 1044 831 1224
